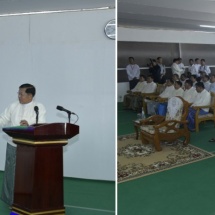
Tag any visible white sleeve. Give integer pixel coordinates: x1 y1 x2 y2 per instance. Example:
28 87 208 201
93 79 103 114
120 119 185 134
136 65 140 78
206 66 211 75
0 106 12 127
38 103 46 123
126 65 133 80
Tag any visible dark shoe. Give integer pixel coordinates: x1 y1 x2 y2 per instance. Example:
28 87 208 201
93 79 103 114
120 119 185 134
209 138 215 142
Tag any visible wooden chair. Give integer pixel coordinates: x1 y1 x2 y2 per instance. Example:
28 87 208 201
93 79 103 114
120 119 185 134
194 92 215 132
139 96 190 151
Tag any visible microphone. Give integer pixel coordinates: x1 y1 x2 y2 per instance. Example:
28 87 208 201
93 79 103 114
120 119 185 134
56 105 74 115
56 106 76 123
34 106 39 124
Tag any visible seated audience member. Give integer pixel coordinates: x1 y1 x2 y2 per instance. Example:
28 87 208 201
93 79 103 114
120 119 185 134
209 74 215 93
173 74 180 82
194 58 201 77
199 59 211 76
132 75 157 112
126 57 140 90
172 81 184 97
188 59 196 75
183 79 197 103
123 75 147 109
149 59 161 83
180 73 188 89
178 58 185 74
141 75 157 94
190 75 198 88
146 78 174 115
187 82 211 131
159 78 175 98
202 75 211 91
171 58 184 78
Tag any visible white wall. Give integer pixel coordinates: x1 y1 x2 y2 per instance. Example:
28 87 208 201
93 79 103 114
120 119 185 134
117 26 215 101
118 27 215 44
118 82 129 102
0 9 115 181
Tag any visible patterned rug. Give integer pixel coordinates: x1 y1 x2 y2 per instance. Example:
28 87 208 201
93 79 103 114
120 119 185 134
118 134 214 183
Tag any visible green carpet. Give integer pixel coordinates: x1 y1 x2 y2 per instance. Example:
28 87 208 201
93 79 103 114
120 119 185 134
118 157 215 215
118 102 215 215
118 103 138 136
0 171 115 215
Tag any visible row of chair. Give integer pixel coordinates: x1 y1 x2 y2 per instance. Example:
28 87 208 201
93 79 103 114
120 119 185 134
134 92 215 151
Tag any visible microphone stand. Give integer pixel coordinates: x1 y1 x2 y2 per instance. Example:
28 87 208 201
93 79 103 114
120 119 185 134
67 112 71 123
36 112 39 124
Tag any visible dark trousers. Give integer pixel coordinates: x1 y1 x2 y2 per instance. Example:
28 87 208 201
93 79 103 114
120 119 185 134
129 78 139 90
187 107 208 130
1 143 16 206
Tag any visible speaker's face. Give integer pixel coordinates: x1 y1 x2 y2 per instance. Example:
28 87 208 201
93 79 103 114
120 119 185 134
18 88 33 104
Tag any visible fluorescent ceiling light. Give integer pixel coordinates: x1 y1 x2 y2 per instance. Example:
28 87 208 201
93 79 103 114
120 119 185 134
0 7 111 17
200 25 215 28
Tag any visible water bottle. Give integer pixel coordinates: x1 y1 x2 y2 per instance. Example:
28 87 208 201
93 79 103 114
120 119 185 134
141 107 146 119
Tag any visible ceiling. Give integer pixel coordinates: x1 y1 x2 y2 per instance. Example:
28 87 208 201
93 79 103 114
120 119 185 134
118 0 215 33
0 0 115 15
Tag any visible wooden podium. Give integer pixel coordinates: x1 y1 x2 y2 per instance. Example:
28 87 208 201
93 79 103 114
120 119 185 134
3 123 79 215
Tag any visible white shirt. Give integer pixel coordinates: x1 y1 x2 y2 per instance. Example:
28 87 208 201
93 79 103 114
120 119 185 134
0 100 46 146
178 63 185 73
203 81 211 92
126 64 140 81
131 81 147 92
141 82 157 93
209 82 215 93
181 78 188 88
199 65 211 75
194 64 201 76
191 89 211 112
0 100 46 127
183 87 197 103
171 63 183 77
158 64 166 75
159 85 174 98
188 64 196 75
172 88 184 97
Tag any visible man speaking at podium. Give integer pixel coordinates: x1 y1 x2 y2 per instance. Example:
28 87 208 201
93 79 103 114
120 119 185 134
0 83 46 206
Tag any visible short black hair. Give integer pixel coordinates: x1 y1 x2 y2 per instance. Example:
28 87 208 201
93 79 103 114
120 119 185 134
166 78 174 84
173 73 179 78
196 77 202 82
191 75 197 80
195 82 204 89
19 83 36 97
147 74 154 79
175 81 182 87
140 75 146 80
195 58 199 62
185 79 193 87
128 57 134 61
204 75 210 80
201 59 205 62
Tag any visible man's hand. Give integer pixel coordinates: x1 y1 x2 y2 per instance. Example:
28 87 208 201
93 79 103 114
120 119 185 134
20 120 29 126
